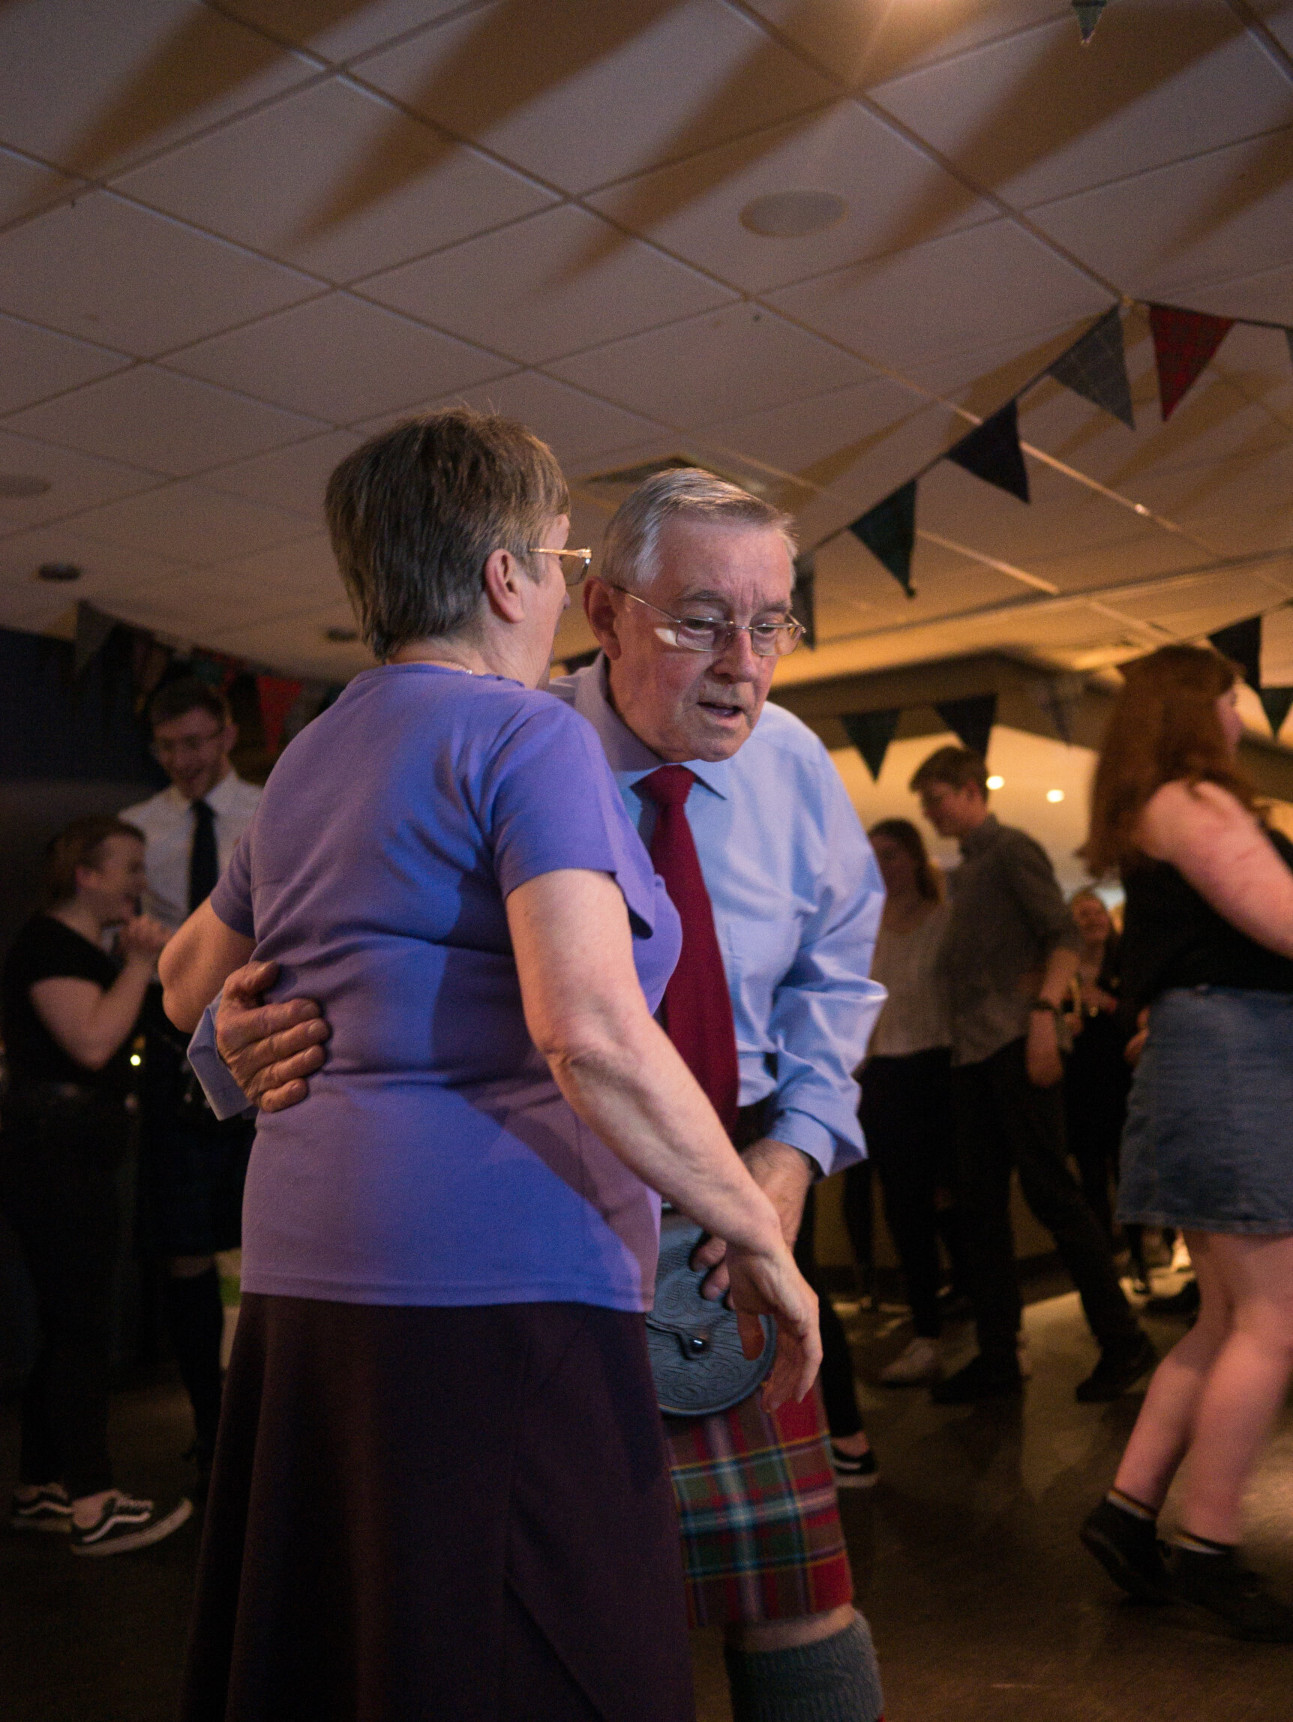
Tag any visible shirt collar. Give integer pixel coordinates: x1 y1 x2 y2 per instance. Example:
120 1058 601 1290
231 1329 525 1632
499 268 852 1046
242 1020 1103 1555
571 655 731 799
959 811 1000 858
166 768 245 814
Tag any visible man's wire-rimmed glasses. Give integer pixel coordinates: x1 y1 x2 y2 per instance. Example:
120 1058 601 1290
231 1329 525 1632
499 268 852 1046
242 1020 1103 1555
604 585 805 658
526 546 593 586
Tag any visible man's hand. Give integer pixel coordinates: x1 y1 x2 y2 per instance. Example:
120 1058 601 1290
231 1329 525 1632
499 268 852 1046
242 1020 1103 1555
1025 1007 1064 1088
215 960 329 1112
693 1137 815 1300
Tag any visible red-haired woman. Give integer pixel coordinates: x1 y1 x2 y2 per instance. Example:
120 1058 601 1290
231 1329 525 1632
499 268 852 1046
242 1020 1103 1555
1079 645 1293 1640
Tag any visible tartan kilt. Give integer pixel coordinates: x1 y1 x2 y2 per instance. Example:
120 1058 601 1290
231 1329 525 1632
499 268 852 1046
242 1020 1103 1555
664 1382 854 1627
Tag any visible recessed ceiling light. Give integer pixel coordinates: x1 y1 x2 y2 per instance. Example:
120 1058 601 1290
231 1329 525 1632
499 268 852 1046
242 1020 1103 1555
324 625 358 643
0 473 50 498
739 191 847 238
1046 788 1065 802
36 561 82 582
986 774 1004 790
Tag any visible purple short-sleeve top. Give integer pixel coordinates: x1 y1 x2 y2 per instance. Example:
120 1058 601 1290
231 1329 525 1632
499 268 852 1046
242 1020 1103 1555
211 664 681 1310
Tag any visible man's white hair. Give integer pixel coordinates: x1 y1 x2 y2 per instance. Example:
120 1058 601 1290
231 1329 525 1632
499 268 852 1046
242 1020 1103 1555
600 468 797 594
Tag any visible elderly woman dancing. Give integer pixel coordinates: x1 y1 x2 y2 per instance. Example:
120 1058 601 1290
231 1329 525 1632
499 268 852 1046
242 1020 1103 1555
160 409 818 1722
1080 645 1293 1641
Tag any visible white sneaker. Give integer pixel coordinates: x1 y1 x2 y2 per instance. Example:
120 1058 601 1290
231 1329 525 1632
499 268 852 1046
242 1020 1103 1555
880 1337 942 1385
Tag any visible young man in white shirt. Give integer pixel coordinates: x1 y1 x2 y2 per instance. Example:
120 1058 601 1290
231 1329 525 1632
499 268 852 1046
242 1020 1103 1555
121 679 260 1488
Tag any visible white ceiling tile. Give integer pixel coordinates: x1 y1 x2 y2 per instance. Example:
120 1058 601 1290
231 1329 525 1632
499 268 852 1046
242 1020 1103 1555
0 192 322 357
69 482 319 569
115 77 556 285
6 367 328 477
1249 1 1293 55
202 432 364 520
164 292 511 424
911 314 1118 403
1168 259 1293 327
354 371 671 475
0 145 82 229
201 533 347 608
1026 129 1293 299
0 0 317 178
0 523 185 598
358 204 735 365
0 430 161 531
549 303 876 427
0 311 131 415
696 374 937 478
740 0 1070 91
356 0 838 195
195 608 375 678
869 7 1293 212
218 1 466 64
586 100 999 295
766 221 1109 371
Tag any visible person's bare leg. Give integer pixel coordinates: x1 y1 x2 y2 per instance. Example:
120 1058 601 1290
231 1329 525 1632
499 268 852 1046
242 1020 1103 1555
1113 1233 1229 1511
1176 1231 1293 1544
732 1604 855 1655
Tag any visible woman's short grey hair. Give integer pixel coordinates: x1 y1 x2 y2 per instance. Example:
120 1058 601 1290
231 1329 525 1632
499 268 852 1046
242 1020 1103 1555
600 468 797 594
325 408 569 659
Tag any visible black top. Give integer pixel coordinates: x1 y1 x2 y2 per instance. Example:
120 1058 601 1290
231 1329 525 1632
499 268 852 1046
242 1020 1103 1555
1 914 132 1096
1121 827 1293 1011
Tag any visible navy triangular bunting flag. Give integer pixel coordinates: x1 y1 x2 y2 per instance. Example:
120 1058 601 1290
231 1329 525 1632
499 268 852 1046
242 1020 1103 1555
1047 307 1134 429
848 480 917 597
791 552 816 648
842 709 901 783
945 401 1029 503
74 601 116 677
935 693 997 761
1260 686 1293 738
1208 616 1261 687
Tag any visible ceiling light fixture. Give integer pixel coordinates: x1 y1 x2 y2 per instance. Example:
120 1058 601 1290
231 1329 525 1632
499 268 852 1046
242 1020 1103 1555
1072 0 1110 44
739 191 847 239
1046 788 1066 803
36 561 82 582
0 473 50 498
986 775 1004 791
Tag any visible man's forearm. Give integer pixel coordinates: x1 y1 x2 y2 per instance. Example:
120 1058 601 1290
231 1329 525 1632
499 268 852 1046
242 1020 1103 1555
1037 946 1078 1009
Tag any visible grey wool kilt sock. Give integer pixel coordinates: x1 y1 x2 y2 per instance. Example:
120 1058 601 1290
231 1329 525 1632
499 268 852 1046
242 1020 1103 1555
723 1613 884 1722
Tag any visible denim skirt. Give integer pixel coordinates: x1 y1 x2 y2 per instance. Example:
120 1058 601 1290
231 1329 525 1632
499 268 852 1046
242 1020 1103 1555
1118 987 1293 1234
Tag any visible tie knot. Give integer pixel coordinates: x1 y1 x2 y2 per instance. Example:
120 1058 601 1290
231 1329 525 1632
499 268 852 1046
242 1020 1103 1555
192 798 214 824
640 765 696 809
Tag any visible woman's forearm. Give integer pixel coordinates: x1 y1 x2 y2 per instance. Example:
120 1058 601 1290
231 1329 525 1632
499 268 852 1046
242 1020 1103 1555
30 957 155 1071
159 900 255 1031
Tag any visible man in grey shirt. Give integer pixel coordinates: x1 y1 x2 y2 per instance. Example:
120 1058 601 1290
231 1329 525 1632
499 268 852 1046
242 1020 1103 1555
910 746 1153 1404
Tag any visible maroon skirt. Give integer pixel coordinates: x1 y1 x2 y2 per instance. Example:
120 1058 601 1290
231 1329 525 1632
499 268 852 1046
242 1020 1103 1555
180 1295 693 1722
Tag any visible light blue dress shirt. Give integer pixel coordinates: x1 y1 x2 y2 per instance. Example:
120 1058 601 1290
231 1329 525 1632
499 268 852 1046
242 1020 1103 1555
553 658 886 1176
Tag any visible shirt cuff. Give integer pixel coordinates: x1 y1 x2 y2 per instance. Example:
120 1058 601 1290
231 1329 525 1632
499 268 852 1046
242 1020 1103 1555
187 996 256 1122
765 1110 860 1179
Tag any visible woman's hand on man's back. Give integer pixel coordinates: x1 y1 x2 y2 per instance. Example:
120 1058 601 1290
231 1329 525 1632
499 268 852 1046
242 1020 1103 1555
215 960 329 1111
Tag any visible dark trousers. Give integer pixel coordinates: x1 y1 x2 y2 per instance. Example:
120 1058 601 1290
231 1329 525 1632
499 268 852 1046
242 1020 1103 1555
0 1096 125 1498
795 1185 862 1440
951 1037 1139 1371
859 1049 968 1338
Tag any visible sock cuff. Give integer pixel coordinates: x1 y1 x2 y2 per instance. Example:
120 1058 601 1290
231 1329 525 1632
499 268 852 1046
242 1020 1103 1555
1174 1531 1234 1555
723 1614 884 1722
1107 1488 1156 1521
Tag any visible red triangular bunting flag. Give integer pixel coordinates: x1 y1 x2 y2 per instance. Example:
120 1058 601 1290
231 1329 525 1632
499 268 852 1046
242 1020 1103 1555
1149 305 1233 421
256 674 304 756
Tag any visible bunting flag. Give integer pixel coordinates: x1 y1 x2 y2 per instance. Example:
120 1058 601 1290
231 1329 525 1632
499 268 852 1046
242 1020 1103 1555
935 693 997 761
130 633 173 712
73 601 117 676
1047 306 1134 429
1149 305 1234 421
842 709 901 783
1073 0 1109 43
256 674 304 756
945 401 1030 503
1030 673 1085 746
1208 616 1261 687
791 552 816 648
849 480 917 597
1260 686 1293 738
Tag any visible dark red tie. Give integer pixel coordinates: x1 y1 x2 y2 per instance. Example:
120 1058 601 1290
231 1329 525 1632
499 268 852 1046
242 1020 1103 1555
639 765 740 1133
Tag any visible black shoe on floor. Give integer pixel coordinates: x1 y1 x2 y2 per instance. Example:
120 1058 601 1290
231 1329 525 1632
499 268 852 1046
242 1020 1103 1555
1172 1546 1293 1641
1076 1334 1157 1403
1080 1499 1173 1604
831 1443 879 1489
70 1492 193 1557
930 1354 1023 1405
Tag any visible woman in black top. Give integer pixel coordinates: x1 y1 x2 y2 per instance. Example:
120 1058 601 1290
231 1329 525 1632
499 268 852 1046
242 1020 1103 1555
1079 647 1293 1641
1 815 190 1555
